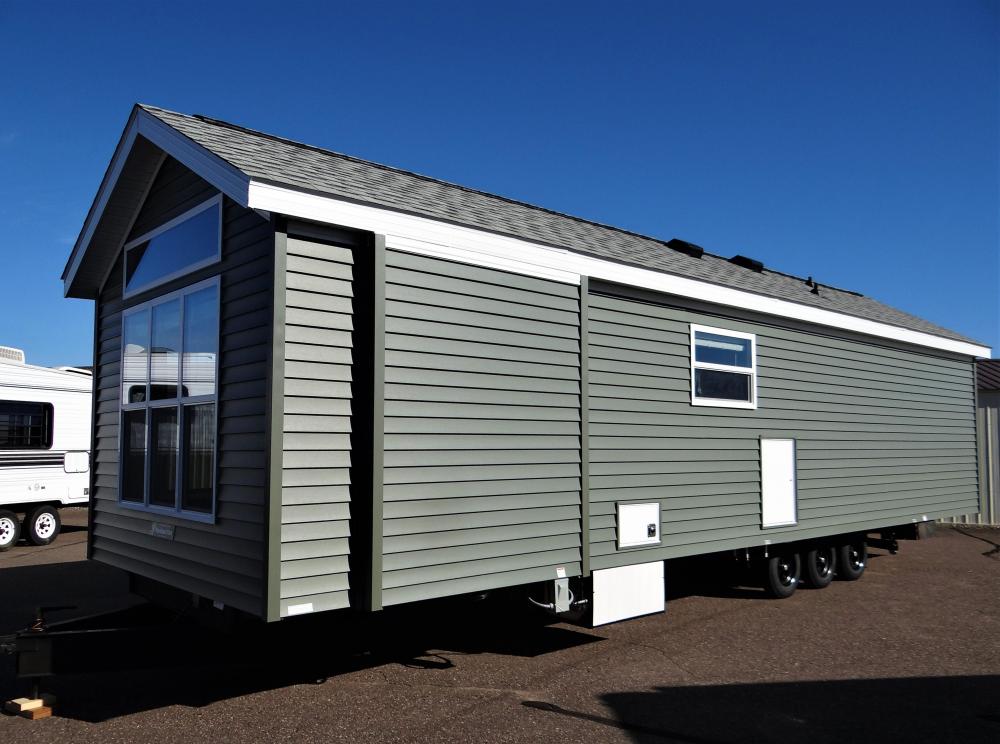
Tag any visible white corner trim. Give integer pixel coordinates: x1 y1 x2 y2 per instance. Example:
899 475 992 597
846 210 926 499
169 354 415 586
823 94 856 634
249 181 989 358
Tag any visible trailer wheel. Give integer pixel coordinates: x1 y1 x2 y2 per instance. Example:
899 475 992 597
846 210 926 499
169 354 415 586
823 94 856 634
763 552 800 598
803 545 836 588
836 540 866 581
26 506 61 546
0 510 20 551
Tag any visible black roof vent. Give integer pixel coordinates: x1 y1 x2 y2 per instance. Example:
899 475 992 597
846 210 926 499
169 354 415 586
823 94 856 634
666 238 704 259
730 255 764 273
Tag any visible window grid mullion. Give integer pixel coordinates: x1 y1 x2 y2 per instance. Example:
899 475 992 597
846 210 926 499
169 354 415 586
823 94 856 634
692 360 754 373
175 295 186 513
175 404 183 513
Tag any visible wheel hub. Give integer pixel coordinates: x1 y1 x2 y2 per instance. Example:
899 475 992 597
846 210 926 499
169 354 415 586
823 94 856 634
816 551 832 577
0 517 15 544
35 514 56 539
850 548 865 571
778 559 795 586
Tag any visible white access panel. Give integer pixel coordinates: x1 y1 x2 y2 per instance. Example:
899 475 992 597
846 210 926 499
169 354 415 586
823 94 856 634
761 438 797 528
617 502 661 548
592 561 665 626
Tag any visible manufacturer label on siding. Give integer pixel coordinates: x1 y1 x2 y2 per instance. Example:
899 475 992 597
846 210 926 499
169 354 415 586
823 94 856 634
151 522 175 540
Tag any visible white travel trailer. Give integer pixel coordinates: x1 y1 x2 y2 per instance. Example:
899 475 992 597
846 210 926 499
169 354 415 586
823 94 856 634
0 346 92 551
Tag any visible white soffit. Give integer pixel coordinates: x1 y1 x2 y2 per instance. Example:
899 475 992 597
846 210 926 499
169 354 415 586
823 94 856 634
248 181 990 358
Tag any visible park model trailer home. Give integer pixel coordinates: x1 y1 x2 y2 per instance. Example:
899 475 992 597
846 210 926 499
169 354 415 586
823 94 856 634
61 105 990 626
0 347 91 550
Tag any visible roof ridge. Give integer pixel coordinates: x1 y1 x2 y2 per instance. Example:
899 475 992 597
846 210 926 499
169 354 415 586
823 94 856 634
136 105 995 346
147 106 875 301
177 107 678 250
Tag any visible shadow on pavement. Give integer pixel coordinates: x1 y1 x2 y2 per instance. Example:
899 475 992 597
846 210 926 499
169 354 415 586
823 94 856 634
0 573 603 723
0 559 131 633
522 675 1000 744
952 527 1000 559
664 549 893 602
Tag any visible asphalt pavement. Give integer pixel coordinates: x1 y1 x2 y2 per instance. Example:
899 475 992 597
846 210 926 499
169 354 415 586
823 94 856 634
1 520 998 743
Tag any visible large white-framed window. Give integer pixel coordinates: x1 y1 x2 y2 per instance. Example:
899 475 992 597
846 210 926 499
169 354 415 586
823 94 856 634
119 277 220 522
690 324 758 409
123 194 222 299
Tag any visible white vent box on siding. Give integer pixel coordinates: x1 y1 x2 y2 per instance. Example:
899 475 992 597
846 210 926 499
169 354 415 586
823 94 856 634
617 502 661 549
592 561 665 626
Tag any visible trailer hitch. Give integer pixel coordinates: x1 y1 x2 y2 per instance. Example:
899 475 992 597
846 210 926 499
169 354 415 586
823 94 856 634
868 532 900 554
1 606 75 705
29 605 77 633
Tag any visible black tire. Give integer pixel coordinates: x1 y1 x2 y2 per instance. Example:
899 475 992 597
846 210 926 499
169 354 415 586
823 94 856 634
763 552 801 598
803 545 837 588
0 509 20 552
836 539 867 581
26 505 61 546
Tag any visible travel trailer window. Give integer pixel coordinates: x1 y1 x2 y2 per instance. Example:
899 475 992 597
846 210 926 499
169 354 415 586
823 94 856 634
689 324 757 409
0 400 54 449
119 277 219 520
123 195 221 298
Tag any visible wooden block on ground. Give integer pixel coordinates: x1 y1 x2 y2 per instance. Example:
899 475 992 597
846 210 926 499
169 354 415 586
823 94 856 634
5 698 39 714
19 706 53 720
5 694 56 714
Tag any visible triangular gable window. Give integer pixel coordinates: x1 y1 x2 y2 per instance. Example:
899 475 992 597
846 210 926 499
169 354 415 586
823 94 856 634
124 195 221 297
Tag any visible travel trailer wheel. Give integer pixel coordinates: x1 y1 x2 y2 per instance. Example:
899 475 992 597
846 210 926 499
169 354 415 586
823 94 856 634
26 506 61 546
836 539 867 581
802 545 836 588
0 510 20 551
763 552 800 598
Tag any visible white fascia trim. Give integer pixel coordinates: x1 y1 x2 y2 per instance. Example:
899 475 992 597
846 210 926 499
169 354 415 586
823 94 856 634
249 181 579 285
247 181 991 358
63 116 138 295
135 111 250 205
63 109 250 297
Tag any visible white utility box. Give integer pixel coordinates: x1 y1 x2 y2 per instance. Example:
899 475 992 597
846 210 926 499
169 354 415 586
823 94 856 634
617 502 661 549
592 560 665 626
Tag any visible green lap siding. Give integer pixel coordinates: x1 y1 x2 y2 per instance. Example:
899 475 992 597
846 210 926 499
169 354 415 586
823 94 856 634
90 158 271 615
587 291 980 570
380 250 583 605
277 235 356 617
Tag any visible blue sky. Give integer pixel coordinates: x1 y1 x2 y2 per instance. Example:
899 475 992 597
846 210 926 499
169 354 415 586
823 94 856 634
1 1 996 366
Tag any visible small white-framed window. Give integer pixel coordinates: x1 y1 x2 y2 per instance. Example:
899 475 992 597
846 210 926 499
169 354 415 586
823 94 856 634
119 277 220 523
123 195 222 298
690 324 757 409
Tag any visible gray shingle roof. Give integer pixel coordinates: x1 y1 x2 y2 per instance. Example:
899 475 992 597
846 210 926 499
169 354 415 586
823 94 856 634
140 104 981 346
978 360 1000 391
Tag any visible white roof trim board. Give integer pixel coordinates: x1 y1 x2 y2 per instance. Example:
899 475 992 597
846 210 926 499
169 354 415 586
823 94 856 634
63 105 992 359
247 181 990 358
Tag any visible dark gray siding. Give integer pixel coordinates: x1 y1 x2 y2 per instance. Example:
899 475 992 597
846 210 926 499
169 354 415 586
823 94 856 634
587 291 980 570
381 250 582 605
277 235 355 617
90 157 272 615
